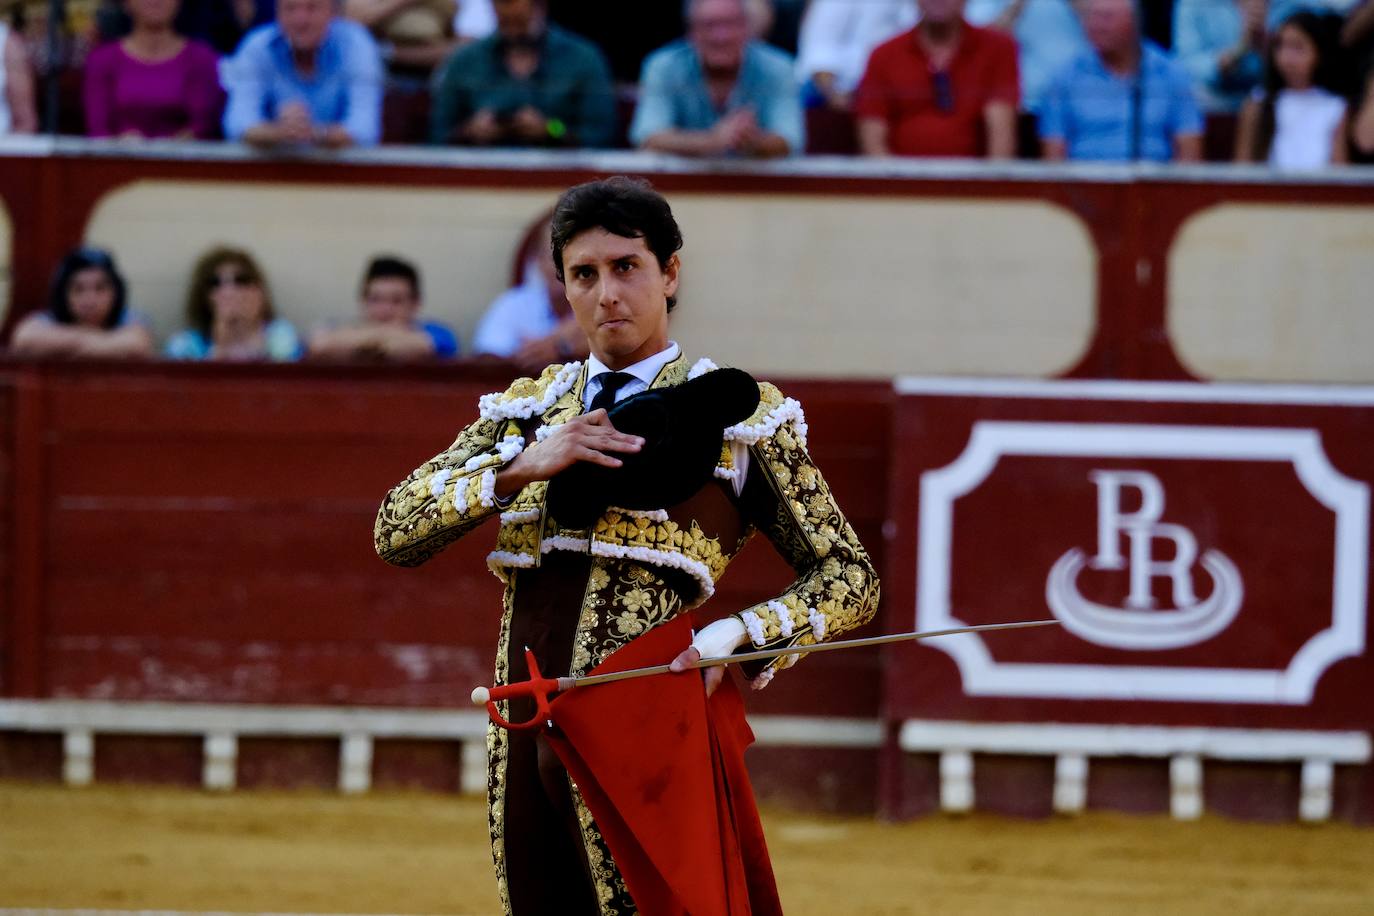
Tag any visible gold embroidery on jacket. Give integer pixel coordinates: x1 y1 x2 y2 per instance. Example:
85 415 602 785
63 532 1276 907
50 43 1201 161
376 354 881 913
487 586 514 914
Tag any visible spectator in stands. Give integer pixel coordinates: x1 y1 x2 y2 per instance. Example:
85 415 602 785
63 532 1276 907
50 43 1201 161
795 0 918 110
429 0 615 147
18 0 96 103
221 0 383 148
471 216 588 371
1039 0 1203 161
345 0 456 78
854 0 1020 157
166 246 303 361
1174 0 1269 113
1344 0 1374 159
308 255 458 361
1235 11 1348 167
83 0 223 139
0 10 38 133
9 248 154 359
966 0 1088 113
630 0 804 157
1354 71 1374 157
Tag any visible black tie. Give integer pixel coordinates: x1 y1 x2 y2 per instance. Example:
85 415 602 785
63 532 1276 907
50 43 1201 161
589 371 634 413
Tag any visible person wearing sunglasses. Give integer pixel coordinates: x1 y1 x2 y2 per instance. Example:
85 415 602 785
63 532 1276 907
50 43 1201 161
165 246 303 361
9 247 155 359
855 0 1021 158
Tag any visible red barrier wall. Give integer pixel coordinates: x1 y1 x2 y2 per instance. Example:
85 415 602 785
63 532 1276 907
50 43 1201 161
0 361 892 806
0 361 889 715
4 364 1371 820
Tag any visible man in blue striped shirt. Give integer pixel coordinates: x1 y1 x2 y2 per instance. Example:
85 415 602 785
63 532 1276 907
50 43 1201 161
1039 0 1203 162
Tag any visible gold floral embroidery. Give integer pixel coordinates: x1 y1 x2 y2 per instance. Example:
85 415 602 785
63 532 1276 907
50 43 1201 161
392 354 878 913
588 564 610 592
734 387 881 675
374 419 505 567
618 587 653 614
613 611 646 638
569 778 636 914
486 587 514 915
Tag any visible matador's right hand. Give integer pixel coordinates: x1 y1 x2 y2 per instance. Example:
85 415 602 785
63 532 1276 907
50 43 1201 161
494 410 643 499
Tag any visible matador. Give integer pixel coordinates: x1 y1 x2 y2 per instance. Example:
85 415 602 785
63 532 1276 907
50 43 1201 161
374 177 880 915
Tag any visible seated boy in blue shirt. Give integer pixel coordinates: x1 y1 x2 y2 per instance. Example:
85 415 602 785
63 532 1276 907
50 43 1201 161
308 256 459 362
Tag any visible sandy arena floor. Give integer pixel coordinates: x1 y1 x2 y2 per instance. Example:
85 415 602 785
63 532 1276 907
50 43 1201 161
1 781 1372 915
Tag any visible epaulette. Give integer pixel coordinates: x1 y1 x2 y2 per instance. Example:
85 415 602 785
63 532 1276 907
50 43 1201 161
722 381 808 448
477 361 583 422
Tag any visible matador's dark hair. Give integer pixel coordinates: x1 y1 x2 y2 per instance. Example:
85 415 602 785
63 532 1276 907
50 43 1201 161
550 176 685 312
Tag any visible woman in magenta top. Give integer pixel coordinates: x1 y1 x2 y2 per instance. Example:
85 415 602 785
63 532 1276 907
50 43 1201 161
83 0 223 139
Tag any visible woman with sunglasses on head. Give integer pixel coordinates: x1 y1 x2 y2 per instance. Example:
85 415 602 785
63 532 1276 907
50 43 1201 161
166 247 303 361
9 247 155 358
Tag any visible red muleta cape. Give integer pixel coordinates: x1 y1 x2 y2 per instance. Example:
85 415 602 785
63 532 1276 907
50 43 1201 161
545 614 784 915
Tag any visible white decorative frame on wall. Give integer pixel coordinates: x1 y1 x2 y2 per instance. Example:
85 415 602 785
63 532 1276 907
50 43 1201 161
905 378 1372 706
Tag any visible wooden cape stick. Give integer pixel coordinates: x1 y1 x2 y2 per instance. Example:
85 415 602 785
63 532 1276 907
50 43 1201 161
471 620 1060 704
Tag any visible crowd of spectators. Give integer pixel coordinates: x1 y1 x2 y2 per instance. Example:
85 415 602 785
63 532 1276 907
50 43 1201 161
0 0 1372 163
5 222 586 365
2 0 1371 362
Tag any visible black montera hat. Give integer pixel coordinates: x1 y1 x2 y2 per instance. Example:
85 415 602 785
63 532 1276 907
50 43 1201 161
545 368 761 529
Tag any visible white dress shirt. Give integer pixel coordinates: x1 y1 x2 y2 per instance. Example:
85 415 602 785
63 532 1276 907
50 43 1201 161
582 341 683 410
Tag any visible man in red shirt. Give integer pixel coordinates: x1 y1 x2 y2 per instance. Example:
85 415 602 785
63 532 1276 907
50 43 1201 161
855 0 1020 158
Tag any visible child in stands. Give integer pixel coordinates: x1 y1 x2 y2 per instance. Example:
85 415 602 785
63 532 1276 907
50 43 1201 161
1236 11 1349 169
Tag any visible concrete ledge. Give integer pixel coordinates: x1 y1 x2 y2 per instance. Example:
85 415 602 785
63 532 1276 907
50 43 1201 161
0 699 882 796
899 719 1371 822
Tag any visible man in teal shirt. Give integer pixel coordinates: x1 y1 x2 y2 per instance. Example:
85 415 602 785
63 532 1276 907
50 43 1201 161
430 0 615 148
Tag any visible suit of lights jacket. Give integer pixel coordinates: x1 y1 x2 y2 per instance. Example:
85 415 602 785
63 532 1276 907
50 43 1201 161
373 352 879 915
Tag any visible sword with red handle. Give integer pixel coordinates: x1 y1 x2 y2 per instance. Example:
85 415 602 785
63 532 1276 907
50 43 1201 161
472 619 1060 732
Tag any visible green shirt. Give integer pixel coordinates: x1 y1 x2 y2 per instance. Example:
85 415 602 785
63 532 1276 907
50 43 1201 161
430 24 616 148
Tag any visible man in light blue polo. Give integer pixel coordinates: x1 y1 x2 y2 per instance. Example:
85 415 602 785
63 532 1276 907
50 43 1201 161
630 0 804 158
222 0 383 148
1039 0 1202 162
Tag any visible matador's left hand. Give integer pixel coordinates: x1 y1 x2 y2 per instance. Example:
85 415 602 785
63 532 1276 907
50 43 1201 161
668 617 749 697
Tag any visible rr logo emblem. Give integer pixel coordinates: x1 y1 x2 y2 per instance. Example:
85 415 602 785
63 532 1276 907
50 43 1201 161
1047 470 1244 650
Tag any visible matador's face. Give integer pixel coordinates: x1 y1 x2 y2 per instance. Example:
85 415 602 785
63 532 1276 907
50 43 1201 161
560 228 678 370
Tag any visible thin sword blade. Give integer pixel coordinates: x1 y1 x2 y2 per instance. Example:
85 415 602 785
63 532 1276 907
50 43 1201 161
562 619 1060 690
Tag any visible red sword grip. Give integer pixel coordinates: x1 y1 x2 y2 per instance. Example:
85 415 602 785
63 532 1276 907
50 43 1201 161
484 648 559 732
